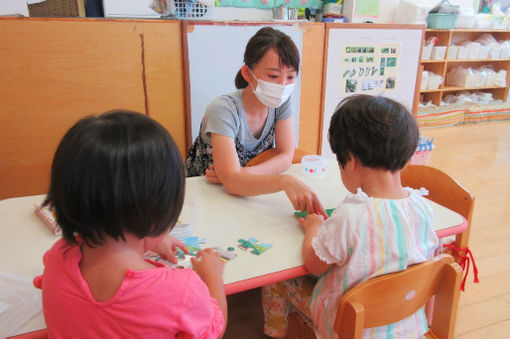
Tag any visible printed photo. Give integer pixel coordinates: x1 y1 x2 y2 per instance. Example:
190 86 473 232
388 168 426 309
380 57 386 67
362 47 367 53
391 47 397 54
361 79 375 91
386 57 397 67
386 77 396 89
346 79 357 93
342 67 351 78
346 47 351 53
357 47 362 53
381 47 389 54
352 57 357 62
375 79 385 88
368 47 374 53
380 67 385 76
358 56 364 63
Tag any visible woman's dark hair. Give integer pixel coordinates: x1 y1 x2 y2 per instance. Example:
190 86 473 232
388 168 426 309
44 110 185 247
328 95 419 172
235 27 300 89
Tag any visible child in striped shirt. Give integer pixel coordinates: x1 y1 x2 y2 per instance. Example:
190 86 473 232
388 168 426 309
262 95 439 338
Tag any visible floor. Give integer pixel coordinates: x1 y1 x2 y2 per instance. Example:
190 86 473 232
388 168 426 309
224 121 510 339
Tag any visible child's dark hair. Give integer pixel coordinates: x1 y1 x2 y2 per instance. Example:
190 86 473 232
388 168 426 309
44 110 185 247
328 95 419 172
235 27 300 89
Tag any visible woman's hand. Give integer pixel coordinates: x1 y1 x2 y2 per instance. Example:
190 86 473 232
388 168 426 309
205 166 222 184
150 235 189 264
282 175 328 218
191 248 225 285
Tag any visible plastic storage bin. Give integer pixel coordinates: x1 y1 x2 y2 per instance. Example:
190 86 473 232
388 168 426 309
421 71 429 90
422 44 433 60
427 13 459 29
174 0 213 20
431 46 447 59
448 45 459 59
455 14 475 28
478 45 490 59
457 46 469 59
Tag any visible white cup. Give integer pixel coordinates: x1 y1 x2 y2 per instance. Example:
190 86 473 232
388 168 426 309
301 155 327 178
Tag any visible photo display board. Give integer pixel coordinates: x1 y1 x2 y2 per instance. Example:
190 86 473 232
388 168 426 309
321 26 422 157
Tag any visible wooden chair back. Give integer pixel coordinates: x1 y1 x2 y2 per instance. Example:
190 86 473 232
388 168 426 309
334 254 462 339
401 165 475 249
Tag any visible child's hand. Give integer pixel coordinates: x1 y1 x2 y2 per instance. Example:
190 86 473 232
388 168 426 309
151 236 189 264
298 213 325 233
191 248 225 285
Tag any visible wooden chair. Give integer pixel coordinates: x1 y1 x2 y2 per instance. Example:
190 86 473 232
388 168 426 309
401 165 475 251
246 148 310 167
287 254 462 339
334 254 462 338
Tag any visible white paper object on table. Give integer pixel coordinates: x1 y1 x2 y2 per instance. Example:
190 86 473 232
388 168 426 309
0 272 42 338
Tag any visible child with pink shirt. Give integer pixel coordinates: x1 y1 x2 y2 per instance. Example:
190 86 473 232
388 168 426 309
33 110 227 338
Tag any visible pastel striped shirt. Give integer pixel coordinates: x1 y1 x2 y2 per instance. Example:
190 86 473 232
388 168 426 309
309 187 439 338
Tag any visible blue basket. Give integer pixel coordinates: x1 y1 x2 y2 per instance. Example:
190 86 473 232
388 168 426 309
427 13 459 29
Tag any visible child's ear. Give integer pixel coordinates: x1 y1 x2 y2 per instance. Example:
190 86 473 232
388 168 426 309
345 153 357 171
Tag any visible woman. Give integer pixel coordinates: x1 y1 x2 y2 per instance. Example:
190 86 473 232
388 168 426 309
185 27 325 216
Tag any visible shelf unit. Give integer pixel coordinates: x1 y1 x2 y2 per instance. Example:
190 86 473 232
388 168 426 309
419 29 510 106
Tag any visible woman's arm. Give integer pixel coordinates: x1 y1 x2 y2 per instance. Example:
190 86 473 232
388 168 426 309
210 133 326 215
242 118 295 175
300 214 333 276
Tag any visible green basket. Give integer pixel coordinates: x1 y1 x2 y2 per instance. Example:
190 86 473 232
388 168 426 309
427 13 459 29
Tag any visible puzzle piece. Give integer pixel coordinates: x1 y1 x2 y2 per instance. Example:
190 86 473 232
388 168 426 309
237 237 272 255
177 236 206 258
294 208 335 219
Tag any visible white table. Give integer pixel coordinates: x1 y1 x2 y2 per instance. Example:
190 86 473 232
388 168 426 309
0 160 465 337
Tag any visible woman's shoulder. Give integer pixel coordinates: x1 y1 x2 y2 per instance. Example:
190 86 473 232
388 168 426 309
207 90 241 112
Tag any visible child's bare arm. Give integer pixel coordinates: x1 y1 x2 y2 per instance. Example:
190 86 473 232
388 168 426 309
191 249 227 337
299 214 333 276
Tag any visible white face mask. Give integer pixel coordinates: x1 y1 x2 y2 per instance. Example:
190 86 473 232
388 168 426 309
249 69 295 108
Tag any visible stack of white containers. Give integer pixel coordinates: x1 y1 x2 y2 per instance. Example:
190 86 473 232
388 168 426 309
422 71 443 90
446 66 507 87
448 34 510 60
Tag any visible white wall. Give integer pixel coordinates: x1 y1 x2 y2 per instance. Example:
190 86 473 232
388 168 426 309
1 0 28 16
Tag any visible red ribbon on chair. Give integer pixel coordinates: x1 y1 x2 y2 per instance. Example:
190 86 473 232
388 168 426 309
444 242 479 291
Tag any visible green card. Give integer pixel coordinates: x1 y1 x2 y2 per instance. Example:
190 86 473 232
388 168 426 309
294 209 335 219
